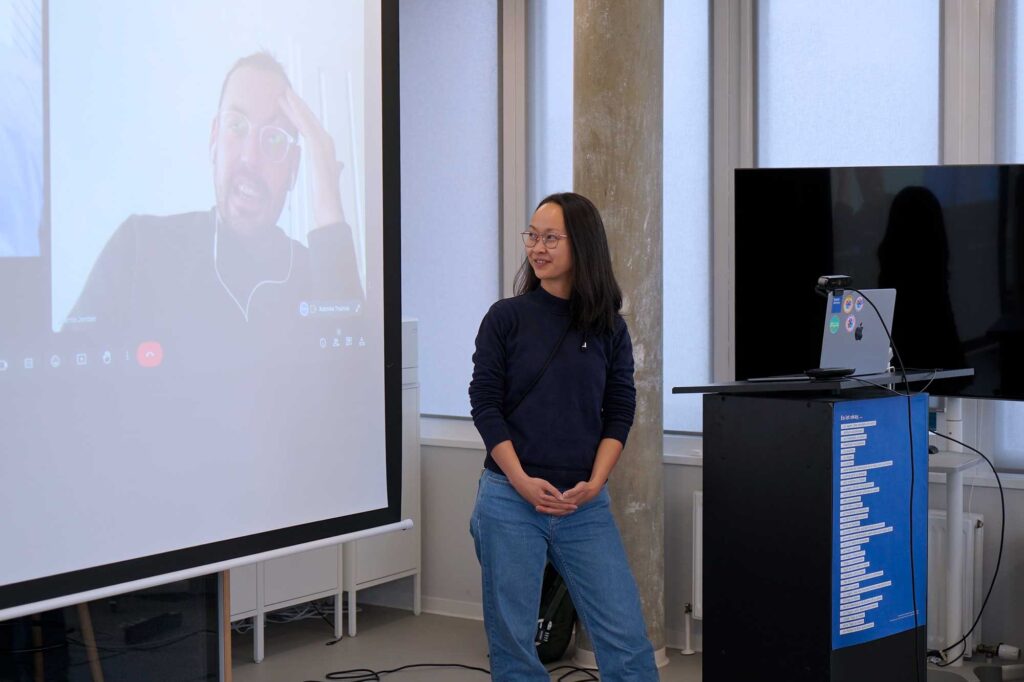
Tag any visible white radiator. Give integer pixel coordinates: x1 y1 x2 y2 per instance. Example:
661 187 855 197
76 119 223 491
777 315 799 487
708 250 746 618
688 495 984 650
927 509 985 656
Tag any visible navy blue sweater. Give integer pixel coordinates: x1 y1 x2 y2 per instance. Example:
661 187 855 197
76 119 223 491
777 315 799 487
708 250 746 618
469 287 636 489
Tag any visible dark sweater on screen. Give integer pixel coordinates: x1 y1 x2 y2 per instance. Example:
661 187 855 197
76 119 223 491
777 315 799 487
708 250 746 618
469 287 636 489
62 210 364 371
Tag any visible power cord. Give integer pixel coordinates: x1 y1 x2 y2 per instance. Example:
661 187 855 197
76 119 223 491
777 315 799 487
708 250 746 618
847 371 938 398
67 629 217 653
846 287 921 681
549 664 601 681
309 663 490 681
845 301 1006 669
0 642 68 655
302 662 601 681
847 375 1007 668
925 431 1005 668
307 600 344 646
233 598 348 639
59 629 219 670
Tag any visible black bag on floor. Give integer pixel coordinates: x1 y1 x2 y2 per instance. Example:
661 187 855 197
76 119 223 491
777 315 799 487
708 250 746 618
535 563 577 663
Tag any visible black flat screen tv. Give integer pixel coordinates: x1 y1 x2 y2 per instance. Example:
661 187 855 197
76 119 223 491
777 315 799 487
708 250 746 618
735 164 1024 400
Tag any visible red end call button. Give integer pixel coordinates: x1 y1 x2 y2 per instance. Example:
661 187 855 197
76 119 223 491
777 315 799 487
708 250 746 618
136 341 164 368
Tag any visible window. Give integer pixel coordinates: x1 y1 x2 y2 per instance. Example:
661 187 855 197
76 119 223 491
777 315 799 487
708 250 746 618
400 0 499 416
526 0 573 212
758 0 940 167
997 0 1024 164
663 0 711 432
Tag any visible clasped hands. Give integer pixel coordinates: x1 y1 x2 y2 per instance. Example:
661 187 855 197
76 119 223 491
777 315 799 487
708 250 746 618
510 474 603 516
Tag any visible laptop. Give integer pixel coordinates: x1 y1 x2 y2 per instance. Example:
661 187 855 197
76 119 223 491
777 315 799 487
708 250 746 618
818 288 896 375
747 288 897 381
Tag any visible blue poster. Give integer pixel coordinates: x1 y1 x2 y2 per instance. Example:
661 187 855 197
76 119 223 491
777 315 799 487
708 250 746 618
831 394 928 650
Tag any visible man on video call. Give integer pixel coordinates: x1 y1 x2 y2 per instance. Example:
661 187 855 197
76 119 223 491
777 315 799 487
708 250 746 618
64 52 363 369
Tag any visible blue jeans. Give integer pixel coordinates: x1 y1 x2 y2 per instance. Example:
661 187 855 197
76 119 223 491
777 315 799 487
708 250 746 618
470 468 658 681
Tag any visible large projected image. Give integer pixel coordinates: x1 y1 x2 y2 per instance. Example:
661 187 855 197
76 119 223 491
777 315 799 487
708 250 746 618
0 0 396 607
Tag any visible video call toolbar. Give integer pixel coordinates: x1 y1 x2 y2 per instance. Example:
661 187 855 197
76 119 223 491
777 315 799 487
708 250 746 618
0 329 372 375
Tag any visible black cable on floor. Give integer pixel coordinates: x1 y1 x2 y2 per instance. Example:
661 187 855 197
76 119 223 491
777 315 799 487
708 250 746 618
304 662 602 681
305 662 490 681
67 628 217 653
309 600 343 646
926 430 1005 668
548 663 600 681
310 601 336 633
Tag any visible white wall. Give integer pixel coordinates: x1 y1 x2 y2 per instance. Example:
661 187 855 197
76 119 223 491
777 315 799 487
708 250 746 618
358 441 484 621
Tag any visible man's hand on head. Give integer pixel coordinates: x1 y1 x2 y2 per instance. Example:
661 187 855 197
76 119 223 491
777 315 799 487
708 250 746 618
279 88 346 229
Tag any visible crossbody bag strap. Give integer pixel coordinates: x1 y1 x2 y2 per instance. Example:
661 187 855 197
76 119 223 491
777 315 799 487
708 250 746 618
503 322 572 419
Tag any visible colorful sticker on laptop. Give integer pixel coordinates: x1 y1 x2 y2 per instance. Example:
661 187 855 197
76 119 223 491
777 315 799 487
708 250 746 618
832 295 842 314
830 315 841 334
855 296 865 312
843 294 855 314
846 315 857 333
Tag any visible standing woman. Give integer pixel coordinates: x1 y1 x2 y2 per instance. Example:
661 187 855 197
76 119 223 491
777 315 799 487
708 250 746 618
469 193 658 680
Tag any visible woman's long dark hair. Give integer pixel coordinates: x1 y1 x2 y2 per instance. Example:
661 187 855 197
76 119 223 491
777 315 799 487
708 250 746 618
514 192 623 335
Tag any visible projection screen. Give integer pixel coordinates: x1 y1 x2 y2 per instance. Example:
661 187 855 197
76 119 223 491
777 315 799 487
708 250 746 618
0 0 402 612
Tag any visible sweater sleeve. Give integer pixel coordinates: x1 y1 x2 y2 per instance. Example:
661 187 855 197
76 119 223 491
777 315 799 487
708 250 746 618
469 304 512 453
601 318 637 445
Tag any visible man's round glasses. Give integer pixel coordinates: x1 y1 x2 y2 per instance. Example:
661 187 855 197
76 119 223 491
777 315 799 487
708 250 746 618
218 110 297 163
521 231 569 249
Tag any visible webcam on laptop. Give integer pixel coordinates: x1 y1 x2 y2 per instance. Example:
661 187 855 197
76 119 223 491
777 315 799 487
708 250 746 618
815 275 852 296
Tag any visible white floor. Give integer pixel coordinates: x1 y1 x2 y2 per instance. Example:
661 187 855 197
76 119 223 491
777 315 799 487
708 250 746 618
231 604 703 681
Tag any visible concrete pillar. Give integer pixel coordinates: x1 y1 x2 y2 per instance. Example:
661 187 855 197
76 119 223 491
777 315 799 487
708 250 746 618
573 0 665 666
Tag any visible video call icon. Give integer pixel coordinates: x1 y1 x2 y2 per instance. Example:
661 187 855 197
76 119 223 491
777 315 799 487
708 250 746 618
136 341 164 368
76 353 88 366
